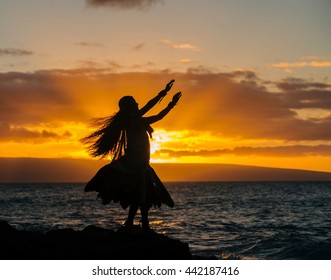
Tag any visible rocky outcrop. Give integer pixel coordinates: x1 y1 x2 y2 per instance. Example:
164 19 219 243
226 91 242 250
0 221 192 260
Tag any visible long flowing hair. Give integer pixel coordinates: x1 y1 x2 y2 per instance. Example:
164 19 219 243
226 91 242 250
81 96 154 161
81 112 127 161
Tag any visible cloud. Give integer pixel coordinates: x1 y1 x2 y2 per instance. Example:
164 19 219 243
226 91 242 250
86 0 162 10
1 68 331 142
186 65 217 74
131 61 156 69
0 71 87 125
300 56 324 61
76 59 122 71
155 145 331 158
274 78 331 111
180 59 195 64
131 43 145 51
0 48 33 56
276 77 330 91
272 61 331 68
75 42 106 48
164 69 331 141
0 122 71 143
161 39 201 52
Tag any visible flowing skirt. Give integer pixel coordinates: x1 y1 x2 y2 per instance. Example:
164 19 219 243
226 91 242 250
84 157 174 209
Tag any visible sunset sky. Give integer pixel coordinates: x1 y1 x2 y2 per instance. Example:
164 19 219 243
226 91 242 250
1 0 331 176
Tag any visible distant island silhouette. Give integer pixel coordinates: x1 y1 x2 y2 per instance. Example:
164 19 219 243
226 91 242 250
1 157 331 182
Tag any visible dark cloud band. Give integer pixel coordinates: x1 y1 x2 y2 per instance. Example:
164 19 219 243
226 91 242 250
86 0 162 10
0 122 71 142
155 145 331 158
1 68 331 141
0 48 33 56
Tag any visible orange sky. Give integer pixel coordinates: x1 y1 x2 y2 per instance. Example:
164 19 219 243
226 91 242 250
1 69 331 173
1 0 331 177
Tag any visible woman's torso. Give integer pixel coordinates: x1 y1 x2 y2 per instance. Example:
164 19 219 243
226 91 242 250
125 118 150 165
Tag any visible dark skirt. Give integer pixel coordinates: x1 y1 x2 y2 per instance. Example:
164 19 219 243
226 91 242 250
84 159 174 210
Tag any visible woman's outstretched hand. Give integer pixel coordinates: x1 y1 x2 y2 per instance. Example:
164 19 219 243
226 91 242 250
171 92 182 105
159 79 175 101
165 79 175 92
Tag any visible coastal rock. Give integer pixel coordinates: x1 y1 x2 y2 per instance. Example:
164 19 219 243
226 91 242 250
0 221 192 260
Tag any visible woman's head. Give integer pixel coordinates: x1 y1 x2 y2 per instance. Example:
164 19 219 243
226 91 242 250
118 96 139 115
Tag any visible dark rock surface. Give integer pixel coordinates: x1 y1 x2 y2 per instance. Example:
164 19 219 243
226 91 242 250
0 221 192 260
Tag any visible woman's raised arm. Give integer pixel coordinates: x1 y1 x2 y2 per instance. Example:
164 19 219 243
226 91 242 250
143 92 182 125
139 80 175 116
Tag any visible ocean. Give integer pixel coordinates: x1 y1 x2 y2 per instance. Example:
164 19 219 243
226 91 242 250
0 182 330 260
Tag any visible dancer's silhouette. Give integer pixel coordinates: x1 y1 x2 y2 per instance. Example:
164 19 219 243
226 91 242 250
82 80 182 230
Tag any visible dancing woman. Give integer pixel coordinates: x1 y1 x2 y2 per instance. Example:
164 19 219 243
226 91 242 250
82 80 182 229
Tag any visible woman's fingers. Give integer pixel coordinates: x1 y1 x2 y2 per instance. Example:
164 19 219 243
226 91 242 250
165 79 175 91
172 92 182 103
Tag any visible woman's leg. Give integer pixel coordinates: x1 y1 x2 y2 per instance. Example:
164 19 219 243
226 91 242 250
140 204 150 229
125 203 139 227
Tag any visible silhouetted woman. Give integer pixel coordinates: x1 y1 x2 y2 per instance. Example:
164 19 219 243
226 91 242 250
82 80 182 230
